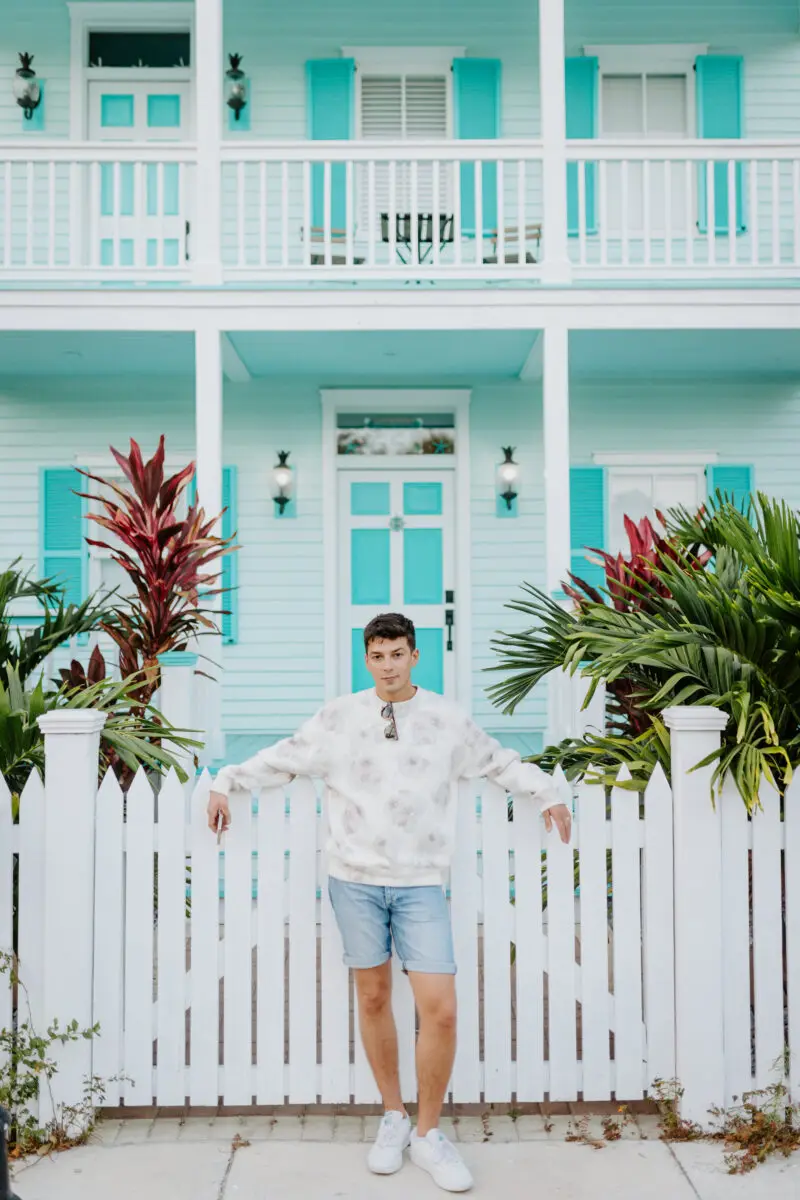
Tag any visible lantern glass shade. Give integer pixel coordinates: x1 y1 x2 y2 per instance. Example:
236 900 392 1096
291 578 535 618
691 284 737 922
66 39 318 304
273 464 293 492
498 460 519 485
13 74 40 110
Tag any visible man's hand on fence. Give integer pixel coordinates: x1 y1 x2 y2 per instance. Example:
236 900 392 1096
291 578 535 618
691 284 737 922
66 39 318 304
543 802 572 844
207 790 231 835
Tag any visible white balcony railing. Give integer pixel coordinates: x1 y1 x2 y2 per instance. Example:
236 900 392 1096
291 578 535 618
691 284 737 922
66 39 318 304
1 138 799 284
567 139 800 277
0 143 195 281
220 139 545 280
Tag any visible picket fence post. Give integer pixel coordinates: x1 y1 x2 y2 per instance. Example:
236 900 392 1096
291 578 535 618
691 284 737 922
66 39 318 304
36 710 107 1127
157 651 199 779
662 704 729 1129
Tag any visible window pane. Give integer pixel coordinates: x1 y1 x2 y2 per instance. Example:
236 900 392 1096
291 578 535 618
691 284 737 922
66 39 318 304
89 32 191 69
601 76 644 136
652 471 703 515
646 75 687 135
338 413 454 456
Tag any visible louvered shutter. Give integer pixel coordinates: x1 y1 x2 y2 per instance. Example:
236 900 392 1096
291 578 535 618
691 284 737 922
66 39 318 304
569 466 606 593
359 73 449 229
707 463 753 513
187 467 238 643
40 467 87 608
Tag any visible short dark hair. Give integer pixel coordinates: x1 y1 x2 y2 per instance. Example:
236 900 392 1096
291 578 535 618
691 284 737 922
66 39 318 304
363 612 416 652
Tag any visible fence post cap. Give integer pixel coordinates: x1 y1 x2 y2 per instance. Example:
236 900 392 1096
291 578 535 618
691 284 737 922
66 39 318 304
662 705 728 732
157 650 199 667
37 710 109 735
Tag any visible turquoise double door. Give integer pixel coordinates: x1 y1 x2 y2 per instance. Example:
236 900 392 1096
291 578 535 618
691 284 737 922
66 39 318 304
340 471 455 697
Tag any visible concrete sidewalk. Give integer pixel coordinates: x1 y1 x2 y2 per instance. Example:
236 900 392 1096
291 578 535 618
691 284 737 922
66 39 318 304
11 1115 799 1200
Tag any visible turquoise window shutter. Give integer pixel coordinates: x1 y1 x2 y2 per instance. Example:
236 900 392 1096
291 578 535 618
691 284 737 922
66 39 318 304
707 463 753 512
696 56 745 235
565 57 598 237
221 466 238 644
306 59 355 232
569 466 606 593
453 58 501 238
187 467 238 642
40 467 86 607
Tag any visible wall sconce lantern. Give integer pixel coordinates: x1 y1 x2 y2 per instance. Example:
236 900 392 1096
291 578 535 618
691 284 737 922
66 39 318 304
496 446 520 516
272 450 294 516
225 53 248 122
13 53 41 120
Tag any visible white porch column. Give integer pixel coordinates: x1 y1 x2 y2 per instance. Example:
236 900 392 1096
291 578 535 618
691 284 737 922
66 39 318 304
157 650 199 780
543 323 571 595
542 323 574 746
193 0 224 284
37 710 108 1125
539 0 571 283
195 323 225 762
663 705 729 1128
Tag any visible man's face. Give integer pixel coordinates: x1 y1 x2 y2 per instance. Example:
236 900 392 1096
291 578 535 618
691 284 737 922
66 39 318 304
364 637 419 695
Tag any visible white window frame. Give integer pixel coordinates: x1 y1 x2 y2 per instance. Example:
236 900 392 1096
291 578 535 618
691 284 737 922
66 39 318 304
594 451 717 552
68 2 195 140
585 44 708 140
343 47 464 142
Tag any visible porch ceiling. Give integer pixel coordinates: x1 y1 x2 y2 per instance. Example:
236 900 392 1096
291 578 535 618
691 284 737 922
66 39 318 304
569 330 800 381
0 332 195 376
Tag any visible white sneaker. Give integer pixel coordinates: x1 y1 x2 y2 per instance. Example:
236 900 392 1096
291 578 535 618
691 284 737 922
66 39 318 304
367 1110 411 1175
409 1128 474 1192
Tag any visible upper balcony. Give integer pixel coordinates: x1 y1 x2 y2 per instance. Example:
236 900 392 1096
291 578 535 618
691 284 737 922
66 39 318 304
1 0 799 289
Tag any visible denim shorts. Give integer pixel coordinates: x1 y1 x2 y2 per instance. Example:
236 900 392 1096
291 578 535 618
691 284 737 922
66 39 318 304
327 877 456 975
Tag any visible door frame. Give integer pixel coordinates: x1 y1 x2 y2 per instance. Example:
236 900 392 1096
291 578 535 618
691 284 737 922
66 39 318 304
321 388 473 712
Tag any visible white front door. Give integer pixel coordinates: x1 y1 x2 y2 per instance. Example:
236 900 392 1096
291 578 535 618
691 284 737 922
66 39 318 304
339 470 456 697
88 81 191 268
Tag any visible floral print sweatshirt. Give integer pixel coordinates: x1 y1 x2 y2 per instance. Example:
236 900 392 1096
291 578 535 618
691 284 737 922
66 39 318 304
214 687 563 887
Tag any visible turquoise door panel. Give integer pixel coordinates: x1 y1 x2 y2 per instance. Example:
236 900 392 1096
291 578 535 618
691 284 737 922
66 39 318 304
351 629 372 691
101 238 134 266
147 238 179 266
100 164 134 216
351 529 390 605
147 94 181 128
404 528 443 605
412 628 444 694
351 481 390 516
403 482 442 516
101 94 135 128
147 163 179 216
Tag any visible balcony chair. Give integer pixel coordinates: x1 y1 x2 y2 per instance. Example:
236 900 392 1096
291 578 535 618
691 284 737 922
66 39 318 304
306 227 365 266
483 221 542 264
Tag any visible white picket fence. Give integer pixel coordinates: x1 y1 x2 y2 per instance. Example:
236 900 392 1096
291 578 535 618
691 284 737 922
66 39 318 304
1 706 798 1126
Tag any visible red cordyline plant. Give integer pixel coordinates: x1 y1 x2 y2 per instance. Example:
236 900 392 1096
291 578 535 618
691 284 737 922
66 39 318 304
63 436 236 710
564 511 713 737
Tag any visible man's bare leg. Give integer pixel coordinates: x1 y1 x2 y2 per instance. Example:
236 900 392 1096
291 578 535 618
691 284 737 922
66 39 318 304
408 972 457 1136
354 962 405 1113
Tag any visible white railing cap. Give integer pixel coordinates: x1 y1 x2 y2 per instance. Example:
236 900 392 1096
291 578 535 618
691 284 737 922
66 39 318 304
38 710 109 735
662 705 728 732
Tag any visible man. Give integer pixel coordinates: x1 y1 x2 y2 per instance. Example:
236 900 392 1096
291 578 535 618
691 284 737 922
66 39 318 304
208 612 571 1193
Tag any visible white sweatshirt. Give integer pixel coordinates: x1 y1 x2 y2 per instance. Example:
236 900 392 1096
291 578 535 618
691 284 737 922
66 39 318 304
214 687 563 887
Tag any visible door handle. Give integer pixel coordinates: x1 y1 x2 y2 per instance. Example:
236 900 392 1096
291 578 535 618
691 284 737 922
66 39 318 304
185 219 191 261
445 609 454 651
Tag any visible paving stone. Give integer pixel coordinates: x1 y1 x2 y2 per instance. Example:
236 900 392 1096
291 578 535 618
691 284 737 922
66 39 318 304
269 1116 304 1141
515 1114 551 1141
564 1114 640 1144
363 1115 383 1141
541 1114 573 1139
635 1114 664 1141
11 1141 230 1200
114 1119 155 1145
486 1116 519 1143
437 1117 459 1142
89 1119 125 1146
332 1116 365 1142
148 1118 186 1143
230 1117 275 1142
178 1117 219 1142
301 1115 335 1141
453 1115 492 1143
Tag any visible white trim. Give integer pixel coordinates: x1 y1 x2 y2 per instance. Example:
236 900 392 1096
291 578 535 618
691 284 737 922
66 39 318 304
68 2 195 141
585 44 709 75
342 47 465 75
320 388 472 712
593 452 718 467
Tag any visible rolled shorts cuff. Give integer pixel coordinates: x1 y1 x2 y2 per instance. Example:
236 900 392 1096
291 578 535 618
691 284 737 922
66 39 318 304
402 958 457 976
342 950 392 971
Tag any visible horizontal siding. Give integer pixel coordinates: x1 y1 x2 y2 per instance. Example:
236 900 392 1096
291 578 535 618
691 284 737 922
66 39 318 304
4 371 800 745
